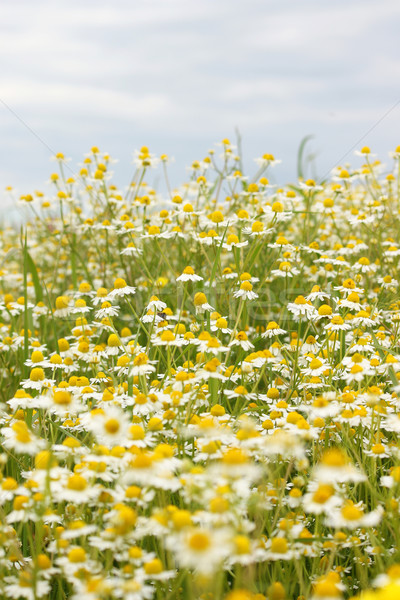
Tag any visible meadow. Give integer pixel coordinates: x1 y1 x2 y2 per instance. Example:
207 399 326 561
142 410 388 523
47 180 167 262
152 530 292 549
0 141 399 600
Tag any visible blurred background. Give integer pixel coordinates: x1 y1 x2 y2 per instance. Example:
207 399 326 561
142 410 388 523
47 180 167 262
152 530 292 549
1 0 399 209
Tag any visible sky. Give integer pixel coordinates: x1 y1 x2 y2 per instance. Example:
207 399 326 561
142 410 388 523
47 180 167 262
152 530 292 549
1 0 400 214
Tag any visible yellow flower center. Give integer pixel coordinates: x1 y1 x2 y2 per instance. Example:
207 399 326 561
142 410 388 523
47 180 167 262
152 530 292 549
227 234 239 244
30 367 45 381
67 475 87 491
188 531 210 551
341 504 363 521
194 292 207 306
55 296 69 310
160 331 175 342
105 419 120 434
68 548 87 563
251 221 264 232
270 537 288 554
313 485 334 504
114 278 127 289
53 391 72 405
31 350 44 363
144 559 163 575
320 448 348 467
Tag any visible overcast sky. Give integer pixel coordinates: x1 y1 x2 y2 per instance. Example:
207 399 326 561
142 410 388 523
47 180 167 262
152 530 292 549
1 0 400 210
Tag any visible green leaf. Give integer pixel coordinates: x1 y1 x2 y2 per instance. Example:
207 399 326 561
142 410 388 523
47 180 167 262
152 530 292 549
25 250 43 303
297 134 314 180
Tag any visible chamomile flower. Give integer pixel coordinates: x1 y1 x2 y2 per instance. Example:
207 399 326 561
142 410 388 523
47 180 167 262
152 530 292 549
302 482 342 515
193 292 214 314
146 296 167 312
128 353 157 377
4 574 51 600
222 234 248 250
254 153 282 168
169 526 233 574
261 321 286 339
21 368 55 391
302 356 330 378
2 421 46 455
306 285 330 302
229 331 254 351
95 302 119 320
48 388 85 417
85 406 131 447
325 501 383 529
264 536 298 561
225 386 257 401
120 242 143 256
287 296 317 320
210 317 232 334
233 281 258 301
24 350 50 369
270 261 300 278
324 314 352 332
53 295 73 318
313 448 366 484
132 147 160 169
243 220 272 237
176 266 203 282
151 330 184 347
311 572 345 600
108 278 136 299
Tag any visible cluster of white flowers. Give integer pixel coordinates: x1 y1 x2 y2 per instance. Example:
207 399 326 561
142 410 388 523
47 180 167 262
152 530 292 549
1 143 400 600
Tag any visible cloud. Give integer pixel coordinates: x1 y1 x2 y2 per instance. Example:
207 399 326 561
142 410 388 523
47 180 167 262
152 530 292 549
0 0 399 199
1 80 171 119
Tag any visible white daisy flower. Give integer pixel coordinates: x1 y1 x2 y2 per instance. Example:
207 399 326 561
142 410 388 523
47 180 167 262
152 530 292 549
108 278 136 299
176 266 203 282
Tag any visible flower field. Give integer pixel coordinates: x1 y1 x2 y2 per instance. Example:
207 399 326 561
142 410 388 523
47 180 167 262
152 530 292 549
1 141 400 600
